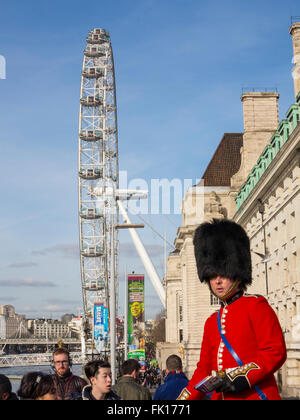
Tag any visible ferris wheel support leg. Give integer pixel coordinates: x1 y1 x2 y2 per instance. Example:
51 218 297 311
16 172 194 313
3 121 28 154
117 201 166 308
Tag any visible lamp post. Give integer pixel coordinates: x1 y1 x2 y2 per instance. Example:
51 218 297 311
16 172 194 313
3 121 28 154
124 267 128 361
258 199 269 296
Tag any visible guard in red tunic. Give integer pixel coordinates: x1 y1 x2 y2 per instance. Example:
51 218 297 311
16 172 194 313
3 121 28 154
177 219 287 401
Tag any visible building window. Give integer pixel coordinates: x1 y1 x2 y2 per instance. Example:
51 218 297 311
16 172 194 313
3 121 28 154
179 295 183 322
179 329 183 343
177 293 183 323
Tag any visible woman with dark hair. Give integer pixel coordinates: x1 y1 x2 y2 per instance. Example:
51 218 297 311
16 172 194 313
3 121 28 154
17 372 56 400
0 374 18 400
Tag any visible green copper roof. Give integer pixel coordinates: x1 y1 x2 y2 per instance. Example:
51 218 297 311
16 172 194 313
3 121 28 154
235 100 300 211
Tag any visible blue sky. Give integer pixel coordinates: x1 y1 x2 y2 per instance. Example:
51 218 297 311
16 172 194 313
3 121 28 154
0 0 299 319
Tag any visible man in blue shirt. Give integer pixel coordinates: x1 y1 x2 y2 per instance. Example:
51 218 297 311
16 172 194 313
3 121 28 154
153 355 189 400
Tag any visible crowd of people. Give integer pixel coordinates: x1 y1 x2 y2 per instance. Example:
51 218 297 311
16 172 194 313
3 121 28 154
0 347 187 401
140 366 162 388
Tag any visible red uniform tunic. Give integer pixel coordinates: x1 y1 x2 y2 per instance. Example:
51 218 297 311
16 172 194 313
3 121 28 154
179 293 287 400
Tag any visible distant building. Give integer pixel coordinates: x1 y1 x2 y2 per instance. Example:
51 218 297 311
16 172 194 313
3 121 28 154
61 314 76 324
68 316 84 339
0 315 6 339
33 319 72 339
26 319 35 332
0 304 27 338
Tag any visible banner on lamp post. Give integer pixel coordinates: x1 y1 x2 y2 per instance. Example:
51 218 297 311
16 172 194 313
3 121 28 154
127 274 145 355
93 303 105 353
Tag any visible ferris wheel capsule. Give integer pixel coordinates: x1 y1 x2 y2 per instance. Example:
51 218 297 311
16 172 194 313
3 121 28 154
81 245 104 257
80 95 102 107
84 45 106 57
88 28 109 37
80 208 103 219
84 280 105 290
79 168 102 180
86 31 109 44
82 67 105 78
80 130 103 141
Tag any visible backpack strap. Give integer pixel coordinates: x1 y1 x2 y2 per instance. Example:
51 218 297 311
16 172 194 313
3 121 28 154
74 376 82 394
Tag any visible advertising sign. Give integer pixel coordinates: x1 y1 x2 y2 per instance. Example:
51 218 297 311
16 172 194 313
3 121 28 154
128 274 145 357
94 303 105 352
128 349 146 362
103 306 108 343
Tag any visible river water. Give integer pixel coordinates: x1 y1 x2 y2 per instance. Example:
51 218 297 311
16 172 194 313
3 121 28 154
0 365 83 393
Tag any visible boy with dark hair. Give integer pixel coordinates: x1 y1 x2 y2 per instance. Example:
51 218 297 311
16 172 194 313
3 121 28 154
112 359 152 400
153 355 189 400
81 360 120 400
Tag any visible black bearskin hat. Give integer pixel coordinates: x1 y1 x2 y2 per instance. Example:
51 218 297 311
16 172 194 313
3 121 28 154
193 219 252 287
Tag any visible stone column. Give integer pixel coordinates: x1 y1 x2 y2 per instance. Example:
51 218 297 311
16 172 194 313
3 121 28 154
231 92 279 189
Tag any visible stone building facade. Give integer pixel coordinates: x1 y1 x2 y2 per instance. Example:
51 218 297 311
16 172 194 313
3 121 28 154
158 22 300 398
0 304 26 339
33 319 72 339
0 315 6 340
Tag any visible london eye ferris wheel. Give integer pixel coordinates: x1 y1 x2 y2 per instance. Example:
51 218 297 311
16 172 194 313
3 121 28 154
78 28 119 341
78 29 166 376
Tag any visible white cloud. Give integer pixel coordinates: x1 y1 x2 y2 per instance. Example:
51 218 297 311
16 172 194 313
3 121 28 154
120 242 163 258
44 305 69 312
0 296 18 302
0 278 56 287
44 298 80 306
32 244 78 259
7 261 38 269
